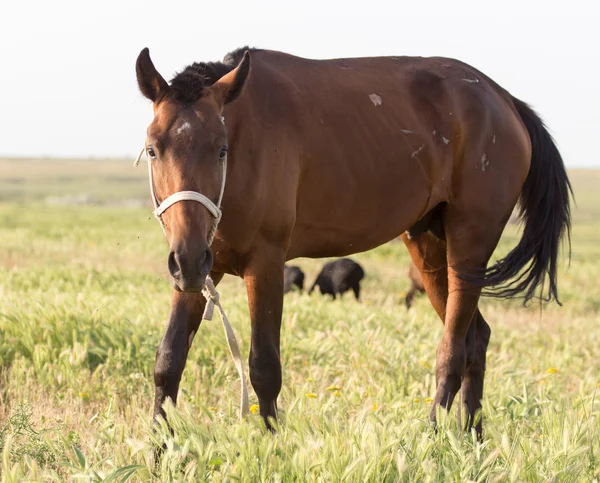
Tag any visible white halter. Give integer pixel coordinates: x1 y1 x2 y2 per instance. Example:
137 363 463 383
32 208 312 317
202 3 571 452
133 144 226 246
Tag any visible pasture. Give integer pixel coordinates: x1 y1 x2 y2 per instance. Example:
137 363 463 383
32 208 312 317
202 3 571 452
0 158 599 481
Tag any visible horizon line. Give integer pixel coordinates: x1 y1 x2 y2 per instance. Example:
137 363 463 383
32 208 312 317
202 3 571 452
0 154 598 170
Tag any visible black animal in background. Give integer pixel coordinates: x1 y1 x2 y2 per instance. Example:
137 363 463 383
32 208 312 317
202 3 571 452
309 258 365 300
284 265 305 293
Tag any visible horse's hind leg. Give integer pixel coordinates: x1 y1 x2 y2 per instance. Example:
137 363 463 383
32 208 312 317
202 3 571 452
405 285 418 309
402 227 493 439
461 309 491 437
401 231 448 321
431 206 508 429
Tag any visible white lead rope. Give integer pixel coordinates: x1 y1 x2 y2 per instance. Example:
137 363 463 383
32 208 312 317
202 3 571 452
135 143 249 419
201 277 250 418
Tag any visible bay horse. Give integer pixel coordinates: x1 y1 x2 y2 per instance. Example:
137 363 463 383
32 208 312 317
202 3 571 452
406 261 426 309
135 46 571 438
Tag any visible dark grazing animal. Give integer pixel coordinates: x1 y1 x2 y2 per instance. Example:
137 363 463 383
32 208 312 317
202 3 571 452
284 265 305 293
405 261 426 308
309 258 365 300
135 46 571 440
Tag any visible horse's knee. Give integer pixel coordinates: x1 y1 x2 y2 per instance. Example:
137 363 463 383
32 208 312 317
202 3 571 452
154 345 184 389
153 344 188 420
249 346 282 400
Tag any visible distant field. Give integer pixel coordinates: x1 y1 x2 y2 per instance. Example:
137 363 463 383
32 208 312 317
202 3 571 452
0 158 149 205
0 159 598 481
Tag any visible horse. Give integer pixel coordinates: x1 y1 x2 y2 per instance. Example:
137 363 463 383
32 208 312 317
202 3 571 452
135 46 571 439
405 261 426 308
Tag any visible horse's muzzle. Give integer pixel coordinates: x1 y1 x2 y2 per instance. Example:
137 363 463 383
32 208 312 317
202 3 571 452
168 247 213 292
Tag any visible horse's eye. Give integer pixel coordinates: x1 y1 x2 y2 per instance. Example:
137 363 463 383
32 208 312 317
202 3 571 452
219 147 228 161
147 147 156 159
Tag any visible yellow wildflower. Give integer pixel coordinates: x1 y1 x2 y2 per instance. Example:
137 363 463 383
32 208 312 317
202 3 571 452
249 404 259 414
546 367 558 374
326 385 341 392
333 391 342 397
413 398 421 403
79 392 89 400
208 406 217 411
372 403 378 411
306 393 318 399
306 377 314 382
425 397 434 403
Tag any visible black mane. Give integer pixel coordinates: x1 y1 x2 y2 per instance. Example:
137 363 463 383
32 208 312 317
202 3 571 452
169 46 256 104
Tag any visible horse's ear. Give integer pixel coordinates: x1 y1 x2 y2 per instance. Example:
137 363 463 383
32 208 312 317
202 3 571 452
209 51 251 108
136 48 169 103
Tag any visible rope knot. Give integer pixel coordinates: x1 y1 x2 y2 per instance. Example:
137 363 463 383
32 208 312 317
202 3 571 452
203 277 220 302
201 277 219 321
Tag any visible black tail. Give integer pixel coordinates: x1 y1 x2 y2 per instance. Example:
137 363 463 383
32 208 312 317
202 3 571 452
476 97 573 305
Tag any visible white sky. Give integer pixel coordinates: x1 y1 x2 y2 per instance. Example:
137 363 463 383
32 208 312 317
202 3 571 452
1 0 598 167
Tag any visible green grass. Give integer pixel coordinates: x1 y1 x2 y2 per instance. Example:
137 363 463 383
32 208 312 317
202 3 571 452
0 160 599 481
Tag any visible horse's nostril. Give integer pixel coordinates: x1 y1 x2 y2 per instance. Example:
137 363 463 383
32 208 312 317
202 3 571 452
196 249 213 275
168 251 181 279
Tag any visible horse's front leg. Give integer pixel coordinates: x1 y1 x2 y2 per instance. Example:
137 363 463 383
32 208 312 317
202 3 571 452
243 250 285 430
153 272 223 423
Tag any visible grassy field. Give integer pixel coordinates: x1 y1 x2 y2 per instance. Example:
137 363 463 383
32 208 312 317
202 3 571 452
0 158 599 481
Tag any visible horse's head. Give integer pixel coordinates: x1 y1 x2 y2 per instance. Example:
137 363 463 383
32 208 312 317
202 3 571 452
136 48 250 292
